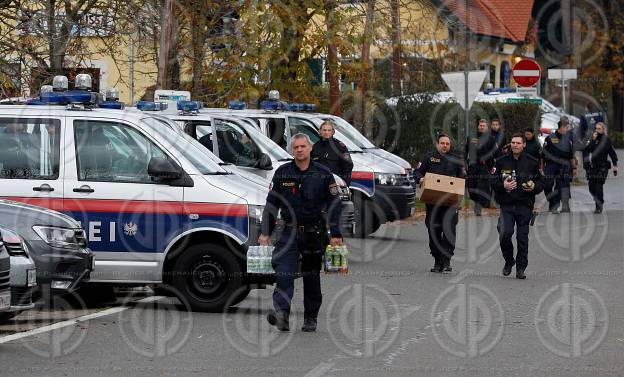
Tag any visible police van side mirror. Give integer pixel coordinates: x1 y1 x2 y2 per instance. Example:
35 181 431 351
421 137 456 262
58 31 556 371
148 157 183 180
255 153 273 170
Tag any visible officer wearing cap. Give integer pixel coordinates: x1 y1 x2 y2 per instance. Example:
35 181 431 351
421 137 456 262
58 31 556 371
259 133 343 333
312 120 353 185
543 117 576 213
414 134 464 273
582 122 618 213
490 133 544 279
465 119 496 216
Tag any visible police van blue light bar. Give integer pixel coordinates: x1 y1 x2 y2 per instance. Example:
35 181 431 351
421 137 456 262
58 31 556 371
228 101 246 110
260 100 284 111
304 103 317 112
286 103 305 111
99 101 125 109
137 101 168 111
36 91 96 105
177 101 202 112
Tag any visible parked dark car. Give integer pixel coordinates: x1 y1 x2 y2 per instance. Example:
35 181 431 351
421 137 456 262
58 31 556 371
0 227 36 322
0 200 93 294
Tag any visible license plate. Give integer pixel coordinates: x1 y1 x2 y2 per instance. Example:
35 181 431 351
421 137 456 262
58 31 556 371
27 269 37 287
0 292 10 310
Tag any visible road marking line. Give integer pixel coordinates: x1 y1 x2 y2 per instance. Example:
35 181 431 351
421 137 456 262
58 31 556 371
0 296 163 345
303 362 335 377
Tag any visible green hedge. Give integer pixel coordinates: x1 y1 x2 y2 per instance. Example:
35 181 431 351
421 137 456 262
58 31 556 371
373 96 542 165
610 131 624 148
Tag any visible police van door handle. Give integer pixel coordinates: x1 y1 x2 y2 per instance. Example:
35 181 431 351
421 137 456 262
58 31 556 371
73 185 95 193
33 184 54 192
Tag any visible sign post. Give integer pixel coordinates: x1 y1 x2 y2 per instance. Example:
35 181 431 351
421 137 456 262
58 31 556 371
548 69 577 113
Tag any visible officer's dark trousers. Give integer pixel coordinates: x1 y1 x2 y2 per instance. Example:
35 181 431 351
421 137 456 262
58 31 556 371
544 163 572 210
271 229 323 319
587 166 609 205
425 204 458 261
467 164 492 208
497 204 532 270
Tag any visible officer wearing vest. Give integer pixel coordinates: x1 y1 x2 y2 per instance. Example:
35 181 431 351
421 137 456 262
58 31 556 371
490 133 544 279
414 134 464 272
259 133 343 332
582 122 619 213
543 117 576 213
465 119 496 216
312 120 354 185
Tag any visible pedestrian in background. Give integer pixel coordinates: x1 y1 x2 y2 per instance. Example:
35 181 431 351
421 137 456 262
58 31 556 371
490 118 507 156
543 117 576 213
523 128 542 161
259 133 343 332
312 120 353 185
582 122 618 213
414 134 464 273
465 119 496 216
490 133 544 279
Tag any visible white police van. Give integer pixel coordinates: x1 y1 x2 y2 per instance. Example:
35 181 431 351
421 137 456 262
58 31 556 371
129 101 355 235
202 100 415 238
0 75 269 311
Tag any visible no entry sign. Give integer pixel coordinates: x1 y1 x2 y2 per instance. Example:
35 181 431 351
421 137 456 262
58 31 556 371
512 59 541 87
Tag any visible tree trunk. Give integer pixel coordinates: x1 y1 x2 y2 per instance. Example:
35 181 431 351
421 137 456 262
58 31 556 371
157 0 174 89
391 0 401 97
326 0 340 116
613 88 624 133
358 0 375 96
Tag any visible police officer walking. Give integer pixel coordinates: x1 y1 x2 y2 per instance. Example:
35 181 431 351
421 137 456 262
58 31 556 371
465 119 496 216
582 122 618 213
490 118 507 156
543 117 577 213
523 128 542 161
414 134 464 272
312 120 354 185
259 133 343 332
490 133 544 279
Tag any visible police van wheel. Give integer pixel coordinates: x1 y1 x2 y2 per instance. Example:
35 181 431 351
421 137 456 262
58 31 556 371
354 197 382 238
171 243 244 312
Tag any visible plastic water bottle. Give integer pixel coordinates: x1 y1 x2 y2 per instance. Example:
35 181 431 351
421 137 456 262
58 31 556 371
339 246 349 275
325 246 334 273
247 247 257 273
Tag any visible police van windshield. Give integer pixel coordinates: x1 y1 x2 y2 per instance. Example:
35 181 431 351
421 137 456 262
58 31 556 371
140 117 226 175
232 119 292 161
317 116 376 149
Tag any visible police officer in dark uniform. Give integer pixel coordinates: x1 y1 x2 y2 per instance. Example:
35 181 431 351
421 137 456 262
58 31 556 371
523 128 542 161
414 134 464 272
490 118 507 157
577 103 606 150
490 133 544 279
312 120 354 185
259 133 343 332
543 117 576 213
465 119 496 216
582 122 618 213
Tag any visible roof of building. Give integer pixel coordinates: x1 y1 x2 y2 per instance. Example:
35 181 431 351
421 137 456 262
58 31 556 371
441 0 535 43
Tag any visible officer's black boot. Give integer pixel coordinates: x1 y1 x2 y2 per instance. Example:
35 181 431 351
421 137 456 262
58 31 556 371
561 200 571 213
301 317 317 332
516 268 526 279
267 310 290 332
430 256 443 273
502 261 514 276
595 202 603 214
442 257 452 272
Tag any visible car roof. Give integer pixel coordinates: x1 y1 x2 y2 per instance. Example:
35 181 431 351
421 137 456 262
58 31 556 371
0 105 147 122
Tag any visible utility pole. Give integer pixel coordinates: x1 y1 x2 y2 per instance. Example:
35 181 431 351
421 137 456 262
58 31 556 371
391 0 401 97
157 0 173 90
464 0 470 143
129 0 135 104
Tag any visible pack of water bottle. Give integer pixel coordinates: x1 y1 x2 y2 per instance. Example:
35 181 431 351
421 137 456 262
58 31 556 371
246 245 275 274
324 245 349 275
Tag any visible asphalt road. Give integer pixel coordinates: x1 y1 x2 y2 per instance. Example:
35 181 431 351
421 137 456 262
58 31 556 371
0 156 623 377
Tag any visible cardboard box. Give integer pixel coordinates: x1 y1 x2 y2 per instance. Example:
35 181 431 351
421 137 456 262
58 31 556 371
419 173 465 206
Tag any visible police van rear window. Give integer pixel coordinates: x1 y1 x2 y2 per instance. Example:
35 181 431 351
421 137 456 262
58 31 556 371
0 117 61 180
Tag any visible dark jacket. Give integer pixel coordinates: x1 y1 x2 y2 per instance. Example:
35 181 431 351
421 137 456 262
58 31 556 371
261 161 342 237
465 131 496 166
490 152 544 207
489 129 506 159
582 134 618 168
414 150 464 181
524 138 542 161
312 137 354 185
543 130 574 165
